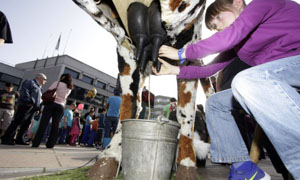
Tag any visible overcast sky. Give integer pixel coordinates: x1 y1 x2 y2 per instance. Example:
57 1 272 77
0 0 299 105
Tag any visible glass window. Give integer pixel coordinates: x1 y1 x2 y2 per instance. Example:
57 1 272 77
81 75 93 85
108 85 115 92
0 74 22 86
95 80 106 89
0 82 5 89
64 67 79 79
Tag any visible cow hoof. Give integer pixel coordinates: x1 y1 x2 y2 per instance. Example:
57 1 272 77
175 164 200 180
87 157 119 180
196 158 206 168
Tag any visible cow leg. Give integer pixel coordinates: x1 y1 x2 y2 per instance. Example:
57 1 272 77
87 43 144 180
175 79 199 180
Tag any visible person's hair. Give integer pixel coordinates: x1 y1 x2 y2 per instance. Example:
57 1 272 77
114 89 121 96
74 112 80 117
99 108 105 113
59 73 73 89
70 103 76 107
205 0 245 30
170 98 176 102
36 73 47 80
5 82 13 88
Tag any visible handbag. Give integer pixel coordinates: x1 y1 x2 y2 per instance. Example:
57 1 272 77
42 82 60 103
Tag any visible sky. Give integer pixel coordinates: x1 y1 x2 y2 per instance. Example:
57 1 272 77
0 0 299 106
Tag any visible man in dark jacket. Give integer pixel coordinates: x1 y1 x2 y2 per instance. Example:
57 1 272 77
1 73 47 145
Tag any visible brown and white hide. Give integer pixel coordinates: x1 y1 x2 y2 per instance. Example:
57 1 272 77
160 0 209 171
72 0 209 179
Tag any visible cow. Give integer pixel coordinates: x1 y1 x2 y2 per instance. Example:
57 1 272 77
72 0 212 179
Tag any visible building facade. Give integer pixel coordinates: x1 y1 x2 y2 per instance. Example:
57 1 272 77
1 55 118 114
0 62 23 90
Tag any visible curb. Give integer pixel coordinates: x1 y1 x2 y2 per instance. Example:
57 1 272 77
0 167 72 180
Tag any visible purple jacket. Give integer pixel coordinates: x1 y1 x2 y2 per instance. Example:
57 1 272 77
179 0 300 79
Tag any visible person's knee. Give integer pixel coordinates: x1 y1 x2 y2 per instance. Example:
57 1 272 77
231 69 257 98
205 91 228 111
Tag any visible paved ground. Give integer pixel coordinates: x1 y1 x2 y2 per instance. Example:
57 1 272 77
0 144 284 180
0 144 100 180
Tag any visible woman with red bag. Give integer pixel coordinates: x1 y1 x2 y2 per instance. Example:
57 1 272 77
32 74 73 148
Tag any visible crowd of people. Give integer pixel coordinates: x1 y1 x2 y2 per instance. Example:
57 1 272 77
0 10 123 150
0 72 122 150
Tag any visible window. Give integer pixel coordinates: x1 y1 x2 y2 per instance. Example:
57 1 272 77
0 73 22 86
95 80 106 89
64 67 79 79
92 94 104 106
0 82 5 89
81 75 93 84
108 85 115 93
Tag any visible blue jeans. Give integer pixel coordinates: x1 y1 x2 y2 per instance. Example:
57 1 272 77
206 55 300 179
87 130 97 146
58 126 71 144
104 116 119 138
81 125 91 144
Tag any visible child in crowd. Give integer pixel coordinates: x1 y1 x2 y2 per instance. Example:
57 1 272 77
95 108 106 150
69 111 81 146
58 103 76 144
87 117 98 147
80 110 95 146
154 0 300 179
28 111 41 141
0 82 19 137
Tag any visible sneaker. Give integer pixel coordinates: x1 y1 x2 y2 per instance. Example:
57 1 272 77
228 161 271 180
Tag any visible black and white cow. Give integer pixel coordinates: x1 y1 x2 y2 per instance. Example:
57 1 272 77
72 0 211 179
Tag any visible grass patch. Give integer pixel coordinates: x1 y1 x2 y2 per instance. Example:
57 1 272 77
21 168 196 180
21 167 90 180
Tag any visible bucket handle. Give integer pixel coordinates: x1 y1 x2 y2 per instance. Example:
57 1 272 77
157 115 170 125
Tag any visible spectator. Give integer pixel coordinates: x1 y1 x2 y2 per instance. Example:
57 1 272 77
69 111 81 146
138 87 155 119
0 11 13 45
104 90 121 138
78 107 95 145
28 111 41 141
163 97 176 120
32 74 73 148
57 103 76 145
95 108 106 150
0 82 19 137
81 110 95 146
1 73 47 145
87 117 98 147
